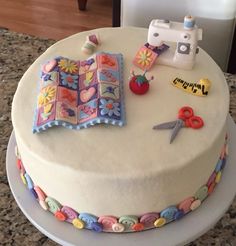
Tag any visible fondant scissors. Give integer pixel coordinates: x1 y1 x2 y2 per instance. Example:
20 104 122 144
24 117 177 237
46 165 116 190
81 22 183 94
153 106 204 143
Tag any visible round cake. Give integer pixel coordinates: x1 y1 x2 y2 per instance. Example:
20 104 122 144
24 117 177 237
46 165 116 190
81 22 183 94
12 27 229 232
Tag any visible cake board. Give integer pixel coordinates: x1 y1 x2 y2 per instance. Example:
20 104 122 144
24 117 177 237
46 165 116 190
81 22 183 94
6 115 236 246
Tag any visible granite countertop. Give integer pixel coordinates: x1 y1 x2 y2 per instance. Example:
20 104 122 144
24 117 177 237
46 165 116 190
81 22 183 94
0 28 235 245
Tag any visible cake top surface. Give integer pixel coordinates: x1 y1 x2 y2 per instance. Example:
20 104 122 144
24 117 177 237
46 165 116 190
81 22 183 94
12 27 229 178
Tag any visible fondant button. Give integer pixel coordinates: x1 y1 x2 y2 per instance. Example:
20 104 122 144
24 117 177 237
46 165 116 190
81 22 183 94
225 144 229 156
154 217 166 228
98 216 117 230
160 206 178 222
190 199 201 211
78 213 98 229
30 188 38 199
215 171 222 183
91 222 103 232
45 197 62 214
174 210 185 220
55 211 67 221
20 164 26 175
24 173 34 190
118 215 138 230
140 212 159 227
112 223 125 232
61 206 78 223
132 223 144 231
72 218 85 229
34 186 47 201
16 158 22 170
208 182 216 195
207 172 217 187
20 173 27 185
178 197 195 213
15 146 20 159
39 200 48 210
215 159 223 173
194 185 208 201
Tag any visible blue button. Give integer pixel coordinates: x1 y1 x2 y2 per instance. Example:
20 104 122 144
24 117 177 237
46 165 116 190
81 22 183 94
79 213 98 229
160 206 178 222
91 222 103 232
174 210 185 220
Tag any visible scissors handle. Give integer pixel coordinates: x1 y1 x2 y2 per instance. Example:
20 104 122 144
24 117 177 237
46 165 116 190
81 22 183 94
178 106 193 120
185 116 204 129
178 106 204 129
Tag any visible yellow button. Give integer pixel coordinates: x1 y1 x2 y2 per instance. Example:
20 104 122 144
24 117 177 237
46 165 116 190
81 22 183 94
20 173 27 185
215 171 222 183
154 218 166 228
72 218 85 229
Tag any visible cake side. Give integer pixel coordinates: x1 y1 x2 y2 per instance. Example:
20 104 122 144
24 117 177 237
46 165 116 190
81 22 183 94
12 27 229 217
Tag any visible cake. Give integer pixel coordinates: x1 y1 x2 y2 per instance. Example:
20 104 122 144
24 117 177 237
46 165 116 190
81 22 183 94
11 22 229 233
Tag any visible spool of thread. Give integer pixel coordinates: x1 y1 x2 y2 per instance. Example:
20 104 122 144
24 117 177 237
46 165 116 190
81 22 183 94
81 41 97 55
184 15 195 30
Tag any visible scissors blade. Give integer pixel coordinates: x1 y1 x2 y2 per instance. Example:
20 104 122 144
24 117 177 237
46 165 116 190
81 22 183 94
170 119 184 144
153 120 178 130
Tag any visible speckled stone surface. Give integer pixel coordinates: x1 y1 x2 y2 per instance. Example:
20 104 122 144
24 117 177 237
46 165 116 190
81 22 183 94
0 28 235 246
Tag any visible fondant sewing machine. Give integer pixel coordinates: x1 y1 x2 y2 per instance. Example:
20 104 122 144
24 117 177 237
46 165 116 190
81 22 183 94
147 16 202 70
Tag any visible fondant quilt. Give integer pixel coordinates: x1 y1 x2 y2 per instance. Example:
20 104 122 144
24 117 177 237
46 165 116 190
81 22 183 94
33 52 125 133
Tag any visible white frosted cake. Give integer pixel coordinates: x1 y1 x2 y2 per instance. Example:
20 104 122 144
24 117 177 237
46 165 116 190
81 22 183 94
12 26 229 233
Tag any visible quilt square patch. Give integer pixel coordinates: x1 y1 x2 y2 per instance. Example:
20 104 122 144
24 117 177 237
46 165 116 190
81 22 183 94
79 69 98 89
57 86 78 107
78 99 98 123
78 84 98 105
133 46 158 71
37 85 57 108
40 71 59 89
36 102 56 126
98 98 121 120
97 53 118 71
97 69 119 85
79 56 97 74
99 83 120 100
55 102 78 125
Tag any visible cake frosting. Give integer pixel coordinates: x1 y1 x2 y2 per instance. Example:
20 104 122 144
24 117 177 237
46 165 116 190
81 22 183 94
12 27 229 232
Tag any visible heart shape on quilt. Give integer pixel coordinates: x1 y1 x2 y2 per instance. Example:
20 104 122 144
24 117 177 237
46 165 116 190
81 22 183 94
43 59 57 73
80 87 96 103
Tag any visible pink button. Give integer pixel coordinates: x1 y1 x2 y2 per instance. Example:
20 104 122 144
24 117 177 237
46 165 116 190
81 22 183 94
178 197 195 213
34 186 47 201
98 216 118 230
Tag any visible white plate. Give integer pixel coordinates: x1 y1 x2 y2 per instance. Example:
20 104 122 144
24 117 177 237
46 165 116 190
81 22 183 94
6 116 236 246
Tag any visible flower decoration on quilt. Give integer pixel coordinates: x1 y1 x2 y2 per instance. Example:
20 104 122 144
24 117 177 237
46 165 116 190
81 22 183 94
58 58 79 74
137 49 153 67
99 98 120 117
38 86 56 107
41 104 53 120
60 72 78 89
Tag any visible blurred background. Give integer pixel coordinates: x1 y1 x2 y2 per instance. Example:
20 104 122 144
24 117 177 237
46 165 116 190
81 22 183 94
0 0 235 72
